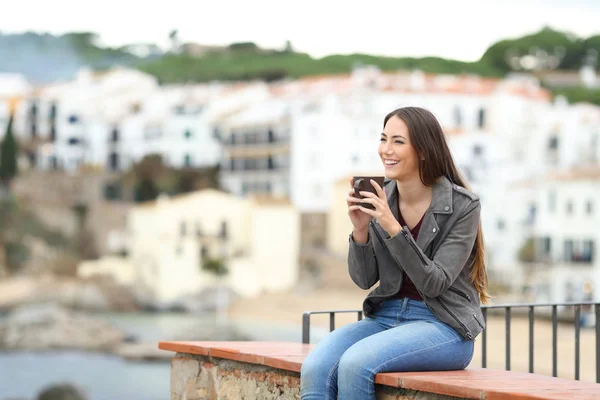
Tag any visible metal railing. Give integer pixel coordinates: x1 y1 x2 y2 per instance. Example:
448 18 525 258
302 301 600 383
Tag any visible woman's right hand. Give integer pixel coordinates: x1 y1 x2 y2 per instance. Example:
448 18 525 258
347 178 374 233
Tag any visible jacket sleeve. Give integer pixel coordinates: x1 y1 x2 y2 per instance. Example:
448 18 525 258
347 226 379 290
383 201 480 298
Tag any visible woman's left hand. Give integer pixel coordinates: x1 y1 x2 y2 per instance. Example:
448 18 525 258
358 179 402 237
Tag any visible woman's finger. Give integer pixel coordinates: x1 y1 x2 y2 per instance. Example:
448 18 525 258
370 179 386 200
355 205 376 217
359 191 377 198
358 197 377 206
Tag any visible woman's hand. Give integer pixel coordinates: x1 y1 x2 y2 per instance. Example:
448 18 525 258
347 178 373 234
354 179 402 238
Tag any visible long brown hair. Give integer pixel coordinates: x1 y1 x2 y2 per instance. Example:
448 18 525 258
384 106 490 303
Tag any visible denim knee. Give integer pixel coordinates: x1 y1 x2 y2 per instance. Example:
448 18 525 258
301 351 336 387
338 347 373 384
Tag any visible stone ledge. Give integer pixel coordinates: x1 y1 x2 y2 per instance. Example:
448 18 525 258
159 341 600 400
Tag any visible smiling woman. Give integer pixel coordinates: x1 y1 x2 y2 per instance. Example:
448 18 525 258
300 107 489 400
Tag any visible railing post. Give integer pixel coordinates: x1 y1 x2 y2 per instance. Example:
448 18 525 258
552 305 558 377
596 304 600 384
575 305 581 380
302 312 311 344
529 306 534 374
482 307 487 368
506 307 511 371
329 313 335 332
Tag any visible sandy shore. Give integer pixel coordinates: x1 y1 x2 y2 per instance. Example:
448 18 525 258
229 288 598 383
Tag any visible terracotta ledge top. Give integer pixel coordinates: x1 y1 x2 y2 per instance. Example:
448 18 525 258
159 341 600 400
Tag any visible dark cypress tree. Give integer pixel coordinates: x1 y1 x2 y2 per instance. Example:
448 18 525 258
0 110 18 187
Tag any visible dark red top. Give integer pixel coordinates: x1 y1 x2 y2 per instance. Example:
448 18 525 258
392 207 425 301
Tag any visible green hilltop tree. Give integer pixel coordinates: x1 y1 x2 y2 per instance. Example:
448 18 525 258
0 110 18 188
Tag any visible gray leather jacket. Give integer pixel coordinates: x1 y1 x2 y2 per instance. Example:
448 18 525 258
348 176 485 340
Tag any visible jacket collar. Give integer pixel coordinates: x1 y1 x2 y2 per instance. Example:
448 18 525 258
384 176 454 215
384 176 454 251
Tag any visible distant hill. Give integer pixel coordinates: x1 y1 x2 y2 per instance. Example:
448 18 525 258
0 27 599 104
0 32 147 83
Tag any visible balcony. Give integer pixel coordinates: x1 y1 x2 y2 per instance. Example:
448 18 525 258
225 142 290 159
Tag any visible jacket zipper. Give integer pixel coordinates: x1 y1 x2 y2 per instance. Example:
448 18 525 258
401 229 428 265
370 221 405 298
370 222 475 340
438 297 473 339
448 287 471 302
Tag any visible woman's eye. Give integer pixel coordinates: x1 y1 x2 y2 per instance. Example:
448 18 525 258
379 138 386 142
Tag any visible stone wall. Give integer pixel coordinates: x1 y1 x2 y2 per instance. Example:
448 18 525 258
171 354 300 400
170 353 466 400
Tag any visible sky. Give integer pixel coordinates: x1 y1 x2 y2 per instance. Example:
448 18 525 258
1 0 600 61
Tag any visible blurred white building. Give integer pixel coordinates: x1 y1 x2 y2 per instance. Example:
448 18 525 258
127 189 300 306
514 167 599 304
16 67 272 173
11 64 600 303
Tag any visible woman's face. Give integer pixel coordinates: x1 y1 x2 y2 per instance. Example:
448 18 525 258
378 115 420 181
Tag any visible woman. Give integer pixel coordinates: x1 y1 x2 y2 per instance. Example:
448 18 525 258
300 107 489 400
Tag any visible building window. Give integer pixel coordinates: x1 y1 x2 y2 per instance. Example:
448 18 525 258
68 115 79 124
548 190 556 213
30 102 38 117
212 127 221 140
49 103 57 119
200 246 209 259
351 154 360 164
267 156 275 170
473 145 483 157
111 128 119 143
540 236 552 256
497 219 506 231
477 108 486 129
586 200 594 215
583 240 595 263
108 152 119 171
49 156 58 170
220 221 228 240
564 239 574 262
548 136 559 150
268 128 275 143
184 154 192 167
184 129 192 139
526 204 537 225
566 201 573 215
453 106 462 127
68 137 81 145
180 221 186 236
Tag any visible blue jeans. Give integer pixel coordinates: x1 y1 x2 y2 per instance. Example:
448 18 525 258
300 298 474 400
